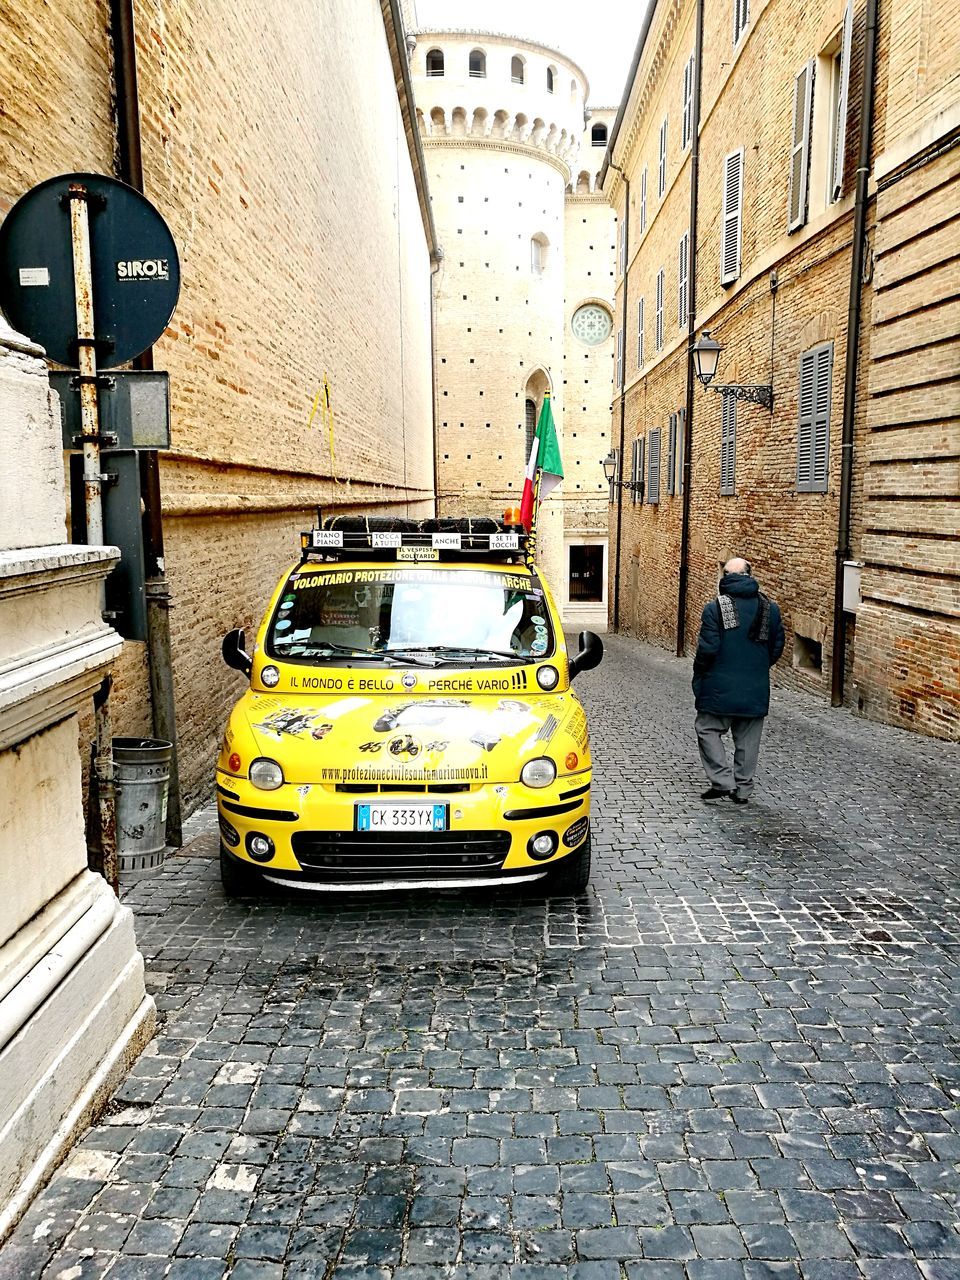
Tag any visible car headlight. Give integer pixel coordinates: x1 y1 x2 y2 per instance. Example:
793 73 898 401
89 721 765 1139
249 757 284 790
260 665 280 688
521 757 556 789
536 665 559 690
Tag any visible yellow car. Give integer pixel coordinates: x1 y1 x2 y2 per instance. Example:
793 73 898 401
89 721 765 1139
216 515 603 896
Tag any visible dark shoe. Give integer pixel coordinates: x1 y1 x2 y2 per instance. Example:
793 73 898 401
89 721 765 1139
729 791 749 805
701 786 731 801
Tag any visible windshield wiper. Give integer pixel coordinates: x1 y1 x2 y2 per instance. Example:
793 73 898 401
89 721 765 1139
279 642 388 660
387 645 526 665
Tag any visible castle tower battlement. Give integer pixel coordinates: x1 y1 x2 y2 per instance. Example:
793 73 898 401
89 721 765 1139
411 31 588 177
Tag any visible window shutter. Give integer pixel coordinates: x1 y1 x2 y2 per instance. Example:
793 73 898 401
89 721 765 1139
637 297 645 366
640 166 647 233
667 412 677 495
682 54 694 149
648 429 661 504
637 435 645 503
721 148 743 285
678 232 689 327
676 408 685 494
832 0 854 201
734 0 750 43
659 118 668 197
655 268 664 350
797 342 832 492
615 327 624 387
617 220 625 275
812 343 833 490
631 437 640 505
788 61 814 232
720 394 736 495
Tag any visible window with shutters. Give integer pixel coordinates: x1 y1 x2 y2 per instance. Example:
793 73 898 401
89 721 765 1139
676 408 685 494
524 398 537 461
647 428 661 505
830 2 853 201
797 342 833 492
682 53 695 149
655 268 664 351
733 0 749 44
720 148 744 286
788 61 814 231
617 220 626 276
808 2 854 215
720 394 736 495
631 435 644 505
640 166 648 234
637 297 645 366
678 231 689 327
658 117 668 197
667 412 677 495
615 327 624 387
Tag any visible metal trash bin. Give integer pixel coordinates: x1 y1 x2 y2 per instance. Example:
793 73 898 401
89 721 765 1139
113 737 172 879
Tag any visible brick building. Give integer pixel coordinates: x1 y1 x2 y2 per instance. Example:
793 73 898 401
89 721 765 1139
601 0 959 738
408 29 617 628
0 0 439 809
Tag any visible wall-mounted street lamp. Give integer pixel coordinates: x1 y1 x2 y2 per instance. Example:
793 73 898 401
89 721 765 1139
691 331 774 411
601 449 644 497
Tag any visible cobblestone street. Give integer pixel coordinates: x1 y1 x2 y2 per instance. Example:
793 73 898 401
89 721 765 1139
4 634 959 1280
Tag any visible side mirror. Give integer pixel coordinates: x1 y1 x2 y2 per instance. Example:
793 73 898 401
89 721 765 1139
568 630 603 680
222 628 253 676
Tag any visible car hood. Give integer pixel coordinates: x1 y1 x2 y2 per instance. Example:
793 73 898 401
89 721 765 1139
241 690 590 785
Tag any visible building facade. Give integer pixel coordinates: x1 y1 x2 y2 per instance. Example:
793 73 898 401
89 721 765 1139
602 0 958 738
0 0 439 813
409 30 616 627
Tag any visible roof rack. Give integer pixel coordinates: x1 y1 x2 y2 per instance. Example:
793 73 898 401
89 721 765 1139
299 510 532 566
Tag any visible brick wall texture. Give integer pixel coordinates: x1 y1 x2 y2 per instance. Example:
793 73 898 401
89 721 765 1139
0 0 437 809
605 0 959 739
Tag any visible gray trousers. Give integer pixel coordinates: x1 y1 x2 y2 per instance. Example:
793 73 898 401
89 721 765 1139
695 712 765 797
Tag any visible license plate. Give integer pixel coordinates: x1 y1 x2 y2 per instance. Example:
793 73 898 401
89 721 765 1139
356 803 447 832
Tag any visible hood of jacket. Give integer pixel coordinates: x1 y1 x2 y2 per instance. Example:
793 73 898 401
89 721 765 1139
719 572 759 599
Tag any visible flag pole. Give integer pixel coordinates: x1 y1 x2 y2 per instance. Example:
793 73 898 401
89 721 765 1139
526 466 544 565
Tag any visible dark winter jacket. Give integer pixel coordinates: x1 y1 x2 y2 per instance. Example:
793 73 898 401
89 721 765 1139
692 573 785 717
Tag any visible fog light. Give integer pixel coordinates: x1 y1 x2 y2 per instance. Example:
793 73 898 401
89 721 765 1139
218 817 240 847
246 832 275 862
528 831 558 860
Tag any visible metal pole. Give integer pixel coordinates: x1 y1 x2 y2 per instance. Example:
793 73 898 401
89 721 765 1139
676 0 705 657
68 184 119 893
68 187 104 547
608 168 630 634
112 0 183 844
831 0 879 706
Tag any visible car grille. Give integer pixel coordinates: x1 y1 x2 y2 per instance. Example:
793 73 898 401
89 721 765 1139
291 829 510 880
334 782 472 794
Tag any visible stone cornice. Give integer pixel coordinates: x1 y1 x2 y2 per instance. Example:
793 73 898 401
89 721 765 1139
422 134 571 182
0 629 122 751
0 546 120 600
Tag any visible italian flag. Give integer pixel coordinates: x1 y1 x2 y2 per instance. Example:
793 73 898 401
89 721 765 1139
519 392 563 532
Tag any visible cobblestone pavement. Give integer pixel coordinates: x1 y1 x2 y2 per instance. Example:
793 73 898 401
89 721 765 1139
4 635 960 1280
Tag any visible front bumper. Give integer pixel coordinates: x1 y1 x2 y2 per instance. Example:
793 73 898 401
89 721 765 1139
215 770 590 886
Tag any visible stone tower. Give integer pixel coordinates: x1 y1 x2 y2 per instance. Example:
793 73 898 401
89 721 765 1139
409 30 616 627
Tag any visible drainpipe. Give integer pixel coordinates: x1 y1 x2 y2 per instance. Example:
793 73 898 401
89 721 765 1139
831 0 879 706
676 0 705 656
430 247 443 517
608 167 629 633
111 0 183 845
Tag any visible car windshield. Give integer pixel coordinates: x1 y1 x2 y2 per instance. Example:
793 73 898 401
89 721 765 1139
265 565 554 665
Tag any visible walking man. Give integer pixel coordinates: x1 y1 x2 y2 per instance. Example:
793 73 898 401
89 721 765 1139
692 557 785 804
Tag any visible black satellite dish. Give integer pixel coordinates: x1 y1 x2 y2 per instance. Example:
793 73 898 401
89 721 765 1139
0 172 180 368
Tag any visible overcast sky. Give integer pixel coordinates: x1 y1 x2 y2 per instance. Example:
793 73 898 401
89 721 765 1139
411 0 645 107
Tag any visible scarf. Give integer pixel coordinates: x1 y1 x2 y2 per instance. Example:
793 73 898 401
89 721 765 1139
717 592 771 643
